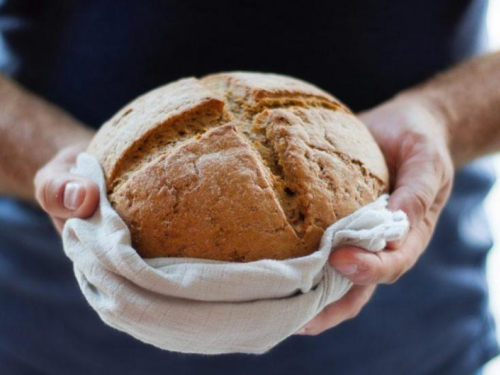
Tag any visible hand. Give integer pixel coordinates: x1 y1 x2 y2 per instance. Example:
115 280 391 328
34 142 100 234
294 285 376 335
295 94 454 335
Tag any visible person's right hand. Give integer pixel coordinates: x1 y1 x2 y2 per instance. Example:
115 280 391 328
34 143 100 234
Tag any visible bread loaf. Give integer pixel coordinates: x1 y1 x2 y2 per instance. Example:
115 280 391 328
87 72 389 262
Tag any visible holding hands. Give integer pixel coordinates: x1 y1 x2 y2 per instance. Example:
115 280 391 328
33 93 455 337
296 94 454 335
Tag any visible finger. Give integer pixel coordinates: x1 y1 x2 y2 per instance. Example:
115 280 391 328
388 141 446 227
379 169 452 259
329 206 439 285
385 237 405 251
34 145 100 219
385 241 402 251
330 181 449 285
35 169 99 220
294 285 376 336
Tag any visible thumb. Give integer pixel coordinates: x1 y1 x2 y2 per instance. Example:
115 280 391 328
35 173 99 219
34 149 99 220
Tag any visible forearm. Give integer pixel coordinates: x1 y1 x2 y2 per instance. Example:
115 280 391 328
398 50 500 168
0 74 94 202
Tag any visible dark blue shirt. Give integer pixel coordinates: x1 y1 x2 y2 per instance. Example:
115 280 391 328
0 1 498 374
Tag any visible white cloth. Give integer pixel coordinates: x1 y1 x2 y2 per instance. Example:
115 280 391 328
63 153 409 355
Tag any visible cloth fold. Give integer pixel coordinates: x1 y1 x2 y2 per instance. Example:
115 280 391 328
62 152 409 355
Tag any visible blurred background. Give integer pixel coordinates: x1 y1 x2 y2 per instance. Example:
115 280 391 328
483 1 499 374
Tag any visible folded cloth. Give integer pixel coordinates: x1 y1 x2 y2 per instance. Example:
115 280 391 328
63 153 409 355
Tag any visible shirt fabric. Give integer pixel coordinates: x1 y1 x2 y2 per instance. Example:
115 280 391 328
0 1 498 374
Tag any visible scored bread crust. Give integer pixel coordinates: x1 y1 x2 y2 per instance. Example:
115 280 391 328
87 72 389 262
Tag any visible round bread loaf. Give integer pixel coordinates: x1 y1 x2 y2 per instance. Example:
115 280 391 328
87 72 389 262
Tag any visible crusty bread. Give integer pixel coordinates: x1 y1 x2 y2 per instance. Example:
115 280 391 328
87 72 389 262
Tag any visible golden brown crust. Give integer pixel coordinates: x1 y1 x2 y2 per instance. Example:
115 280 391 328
87 78 230 192
111 123 305 261
87 72 389 262
201 71 353 117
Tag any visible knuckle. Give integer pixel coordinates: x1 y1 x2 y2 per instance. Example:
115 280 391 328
429 146 444 160
43 180 56 209
34 165 58 206
404 130 431 146
364 266 382 284
395 185 431 222
411 186 432 219
400 127 449 164
359 256 384 284
36 178 51 210
40 176 65 213
399 131 430 159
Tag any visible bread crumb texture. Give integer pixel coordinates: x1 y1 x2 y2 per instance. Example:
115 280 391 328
87 72 389 262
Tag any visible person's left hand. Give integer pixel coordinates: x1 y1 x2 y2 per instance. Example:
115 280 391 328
294 94 454 336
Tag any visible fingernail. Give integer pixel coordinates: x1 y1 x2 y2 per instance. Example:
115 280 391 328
64 182 85 211
334 264 359 276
